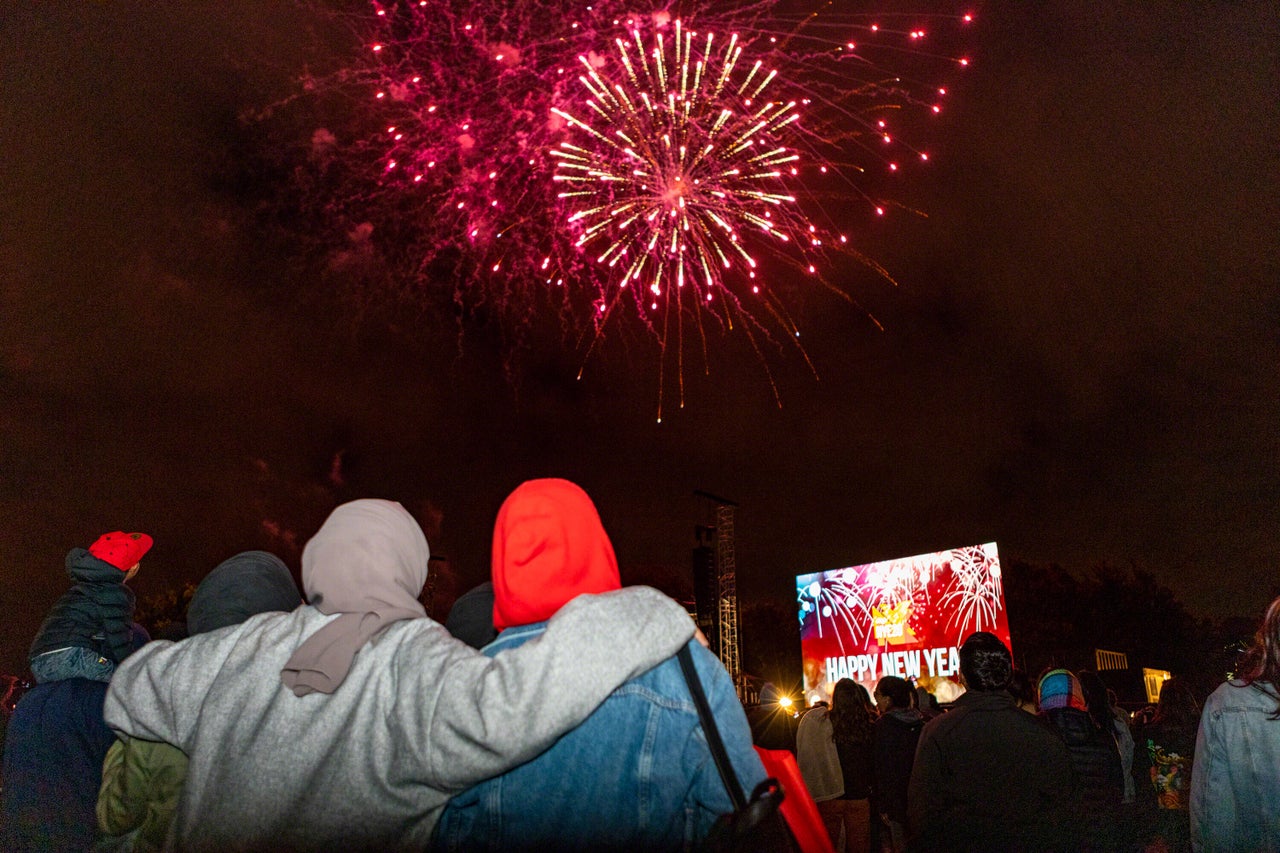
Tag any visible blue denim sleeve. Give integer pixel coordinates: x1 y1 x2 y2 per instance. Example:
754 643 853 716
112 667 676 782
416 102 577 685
688 641 769 815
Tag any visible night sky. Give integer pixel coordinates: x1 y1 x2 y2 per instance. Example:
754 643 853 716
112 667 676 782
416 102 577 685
2 1 1277 675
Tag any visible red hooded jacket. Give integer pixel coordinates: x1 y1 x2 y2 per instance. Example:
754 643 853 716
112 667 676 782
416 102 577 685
491 479 621 630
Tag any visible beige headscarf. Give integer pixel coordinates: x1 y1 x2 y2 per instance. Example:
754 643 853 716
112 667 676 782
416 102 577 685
280 499 430 696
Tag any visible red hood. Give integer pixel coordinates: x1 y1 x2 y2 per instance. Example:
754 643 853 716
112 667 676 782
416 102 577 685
491 479 621 630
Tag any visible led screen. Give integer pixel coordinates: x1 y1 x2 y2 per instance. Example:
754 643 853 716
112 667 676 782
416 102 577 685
797 542 1011 704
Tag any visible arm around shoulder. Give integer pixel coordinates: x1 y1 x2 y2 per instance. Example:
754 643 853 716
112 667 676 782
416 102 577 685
420 586 696 791
103 628 238 748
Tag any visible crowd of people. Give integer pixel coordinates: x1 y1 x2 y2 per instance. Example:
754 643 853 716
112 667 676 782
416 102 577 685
789 619 1280 853
0 478 1277 851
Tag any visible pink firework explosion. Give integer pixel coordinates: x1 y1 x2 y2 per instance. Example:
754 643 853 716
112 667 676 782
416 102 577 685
551 22 823 401
268 0 974 415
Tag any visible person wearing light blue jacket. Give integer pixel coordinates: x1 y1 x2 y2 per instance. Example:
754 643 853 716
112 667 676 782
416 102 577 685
1190 595 1280 852
434 479 766 852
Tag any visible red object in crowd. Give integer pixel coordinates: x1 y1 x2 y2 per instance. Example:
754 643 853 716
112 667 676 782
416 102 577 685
88 531 153 571
754 746 837 853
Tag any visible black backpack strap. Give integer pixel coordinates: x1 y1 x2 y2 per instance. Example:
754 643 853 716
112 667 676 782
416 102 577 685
678 643 748 810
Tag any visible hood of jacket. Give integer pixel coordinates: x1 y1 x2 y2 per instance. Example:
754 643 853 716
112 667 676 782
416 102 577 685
883 707 926 729
491 479 621 631
66 548 129 585
1038 668 1087 713
187 550 303 636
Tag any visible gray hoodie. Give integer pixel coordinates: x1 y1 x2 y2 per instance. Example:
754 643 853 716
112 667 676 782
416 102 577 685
104 586 694 851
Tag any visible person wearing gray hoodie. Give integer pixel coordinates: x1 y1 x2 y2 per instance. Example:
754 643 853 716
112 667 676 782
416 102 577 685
104 499 696 852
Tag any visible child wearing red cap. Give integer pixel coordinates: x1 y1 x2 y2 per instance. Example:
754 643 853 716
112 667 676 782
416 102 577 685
28 531 152 684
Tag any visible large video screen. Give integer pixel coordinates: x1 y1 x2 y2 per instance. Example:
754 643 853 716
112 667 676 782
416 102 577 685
796 542 1011 704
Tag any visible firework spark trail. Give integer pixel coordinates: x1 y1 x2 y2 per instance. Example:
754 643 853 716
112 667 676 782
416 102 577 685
269 0 973 412
551 24 827 417
864 556 920 606
827 569 874 651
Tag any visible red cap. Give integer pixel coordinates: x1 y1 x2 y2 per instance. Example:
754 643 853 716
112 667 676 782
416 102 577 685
491 479 621 630
88 531 153 571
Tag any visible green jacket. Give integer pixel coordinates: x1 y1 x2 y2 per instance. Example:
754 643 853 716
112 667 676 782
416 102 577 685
97 735 188 852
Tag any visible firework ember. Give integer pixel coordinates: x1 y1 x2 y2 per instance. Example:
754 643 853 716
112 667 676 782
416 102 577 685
549 19 837 396
262 1 974 415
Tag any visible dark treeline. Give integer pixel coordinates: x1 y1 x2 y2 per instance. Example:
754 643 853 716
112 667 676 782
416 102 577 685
1001 560 1256 700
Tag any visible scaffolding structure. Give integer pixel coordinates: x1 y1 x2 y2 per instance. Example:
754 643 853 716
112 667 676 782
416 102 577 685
693 491 744 700
715 503 743 694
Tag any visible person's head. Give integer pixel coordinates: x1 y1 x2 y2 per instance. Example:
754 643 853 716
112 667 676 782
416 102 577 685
916 684 941 713
1153 677 1200 731
187 550 302 636
875 675 912 712
1037 668 1086 713
1238 595 1280 689
280 499 430 697
490 478 620 631
831 679 864 714
1075 670 1114 729
958 632 1013 692
301 499 430 611
830 678 874 745
88 531 153 581
445 581 498 649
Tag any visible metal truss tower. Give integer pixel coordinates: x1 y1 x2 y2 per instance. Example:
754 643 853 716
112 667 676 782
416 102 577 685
696 490 744 700
715 503 743 695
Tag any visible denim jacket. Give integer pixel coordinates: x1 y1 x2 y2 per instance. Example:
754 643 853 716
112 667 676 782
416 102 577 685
1190 679 1280 852
434 625 767 851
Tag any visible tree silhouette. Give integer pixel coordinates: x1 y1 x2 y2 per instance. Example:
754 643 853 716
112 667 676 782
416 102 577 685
134 582 198 641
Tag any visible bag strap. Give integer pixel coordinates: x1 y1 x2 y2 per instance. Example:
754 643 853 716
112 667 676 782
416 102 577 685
678 644 748 810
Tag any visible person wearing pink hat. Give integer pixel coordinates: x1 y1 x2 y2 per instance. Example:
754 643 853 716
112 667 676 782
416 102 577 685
28 531 153 684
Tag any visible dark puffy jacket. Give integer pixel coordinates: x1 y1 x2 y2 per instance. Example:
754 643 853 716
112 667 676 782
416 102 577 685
29 548 136 664
0 679 115 852
874 708 925 822
1043 706 1125 851
1043 707 1124 809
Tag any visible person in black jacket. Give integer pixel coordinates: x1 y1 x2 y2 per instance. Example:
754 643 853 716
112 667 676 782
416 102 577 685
28 531 152 683
1037 668 1125 852
873 676 923 852
829 678 876 852
908 633 1076 853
